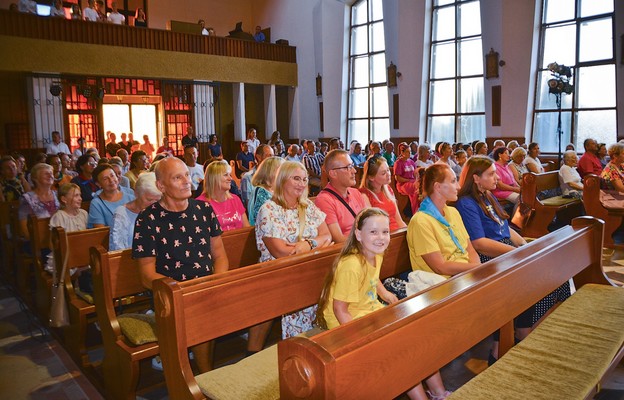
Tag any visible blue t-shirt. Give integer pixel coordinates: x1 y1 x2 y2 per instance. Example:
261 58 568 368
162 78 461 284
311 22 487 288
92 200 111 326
236 151 255 175
87 186 136 228
208 143 222 158
455 195 509 242
350 153 367 166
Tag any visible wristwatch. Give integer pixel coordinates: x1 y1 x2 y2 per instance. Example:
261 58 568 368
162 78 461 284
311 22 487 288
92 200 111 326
305 238 318 249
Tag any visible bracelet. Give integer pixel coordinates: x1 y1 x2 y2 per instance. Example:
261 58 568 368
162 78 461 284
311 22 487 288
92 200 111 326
305 238 318 249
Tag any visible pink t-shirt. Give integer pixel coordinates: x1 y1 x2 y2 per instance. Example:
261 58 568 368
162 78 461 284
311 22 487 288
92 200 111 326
359 187 401 232
492 162 518 200
196 193 246 231
394 158 417 181
314 183 367 236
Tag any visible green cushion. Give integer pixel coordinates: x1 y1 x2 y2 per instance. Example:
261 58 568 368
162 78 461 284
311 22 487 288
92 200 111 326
449 284 624 400
197 344 279 400
196 327 325 400
74 288 94 305
117 313 158 346
541 196 579 206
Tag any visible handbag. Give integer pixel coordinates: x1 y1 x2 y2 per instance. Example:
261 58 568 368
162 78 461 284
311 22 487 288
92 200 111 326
49 234 70 328
510 199 534 230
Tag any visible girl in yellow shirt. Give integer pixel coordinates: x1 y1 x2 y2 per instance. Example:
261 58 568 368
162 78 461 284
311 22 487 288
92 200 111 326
316 207 452 400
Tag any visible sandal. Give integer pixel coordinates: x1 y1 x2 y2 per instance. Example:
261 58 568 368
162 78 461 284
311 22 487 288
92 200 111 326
427 390 452 400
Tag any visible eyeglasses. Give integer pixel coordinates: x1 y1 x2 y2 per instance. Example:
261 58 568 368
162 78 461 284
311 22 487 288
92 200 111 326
332 164 355 171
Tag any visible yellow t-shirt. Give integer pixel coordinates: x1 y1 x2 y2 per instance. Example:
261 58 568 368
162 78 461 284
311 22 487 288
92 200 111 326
323 253 385 329
407 205 471 276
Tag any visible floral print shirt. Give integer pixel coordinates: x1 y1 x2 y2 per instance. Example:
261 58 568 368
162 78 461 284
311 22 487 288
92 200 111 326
255 199 326 263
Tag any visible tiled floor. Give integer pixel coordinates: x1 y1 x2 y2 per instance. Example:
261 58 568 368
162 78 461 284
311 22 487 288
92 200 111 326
1 245 624 399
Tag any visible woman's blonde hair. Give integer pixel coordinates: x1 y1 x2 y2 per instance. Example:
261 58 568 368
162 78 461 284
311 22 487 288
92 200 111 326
30 163 53 187
251 156 284 189
360 155 394 203
203 160 231 201
608 143 624 159
272 161 309 210
57 183 81 208
315 207 390 329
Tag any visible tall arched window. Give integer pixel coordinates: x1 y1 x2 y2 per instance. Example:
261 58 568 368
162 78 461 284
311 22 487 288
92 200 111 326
347 0 389 145
532 0 616 152
426 0 485 144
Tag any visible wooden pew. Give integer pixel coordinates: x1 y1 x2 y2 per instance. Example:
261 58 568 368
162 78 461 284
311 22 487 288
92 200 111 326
152 228 410 400
518 170 582 238
582 173 622 248
278 217 622 400
84 224 261 399
0 200 19 283
28 215 52 323
51 226 110 368
220 226 260 268
90 247 156 400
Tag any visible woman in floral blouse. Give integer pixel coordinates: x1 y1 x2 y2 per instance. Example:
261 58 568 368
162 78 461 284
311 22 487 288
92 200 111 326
601 143 624 192
255 161 332 339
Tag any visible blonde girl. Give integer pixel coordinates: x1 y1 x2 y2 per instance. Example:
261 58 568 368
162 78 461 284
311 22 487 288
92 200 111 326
316 207 451 400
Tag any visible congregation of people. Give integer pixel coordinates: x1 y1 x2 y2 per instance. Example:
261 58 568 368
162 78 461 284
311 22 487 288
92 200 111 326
5 126 624 400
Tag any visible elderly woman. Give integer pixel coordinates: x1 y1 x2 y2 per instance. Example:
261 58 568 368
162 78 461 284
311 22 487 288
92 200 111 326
524 142 545 174
19 163 60 240
248 156 284 226
256 161 332 338
88 164 135 228
492 147 521 204
71 154 98 202
349 141 366 167
197 160 249 231
559 150 583 198
601 143 624 192
415 143 434 169
125 150 149 189
110 172 161 251
0 156 30 202
360 155 406 231
407 163 480 277
509 147 528 186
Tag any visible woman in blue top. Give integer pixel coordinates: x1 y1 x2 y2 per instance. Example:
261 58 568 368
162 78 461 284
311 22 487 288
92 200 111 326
247 156 284 225
349 141 366 167
456 156 569 364
88 164 135 228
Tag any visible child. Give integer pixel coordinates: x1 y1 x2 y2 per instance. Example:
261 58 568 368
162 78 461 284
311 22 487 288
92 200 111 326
316 207 452 400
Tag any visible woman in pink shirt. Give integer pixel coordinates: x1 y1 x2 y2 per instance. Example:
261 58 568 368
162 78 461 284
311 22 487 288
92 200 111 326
359 156 406 231
393 142 420 213
197 160 249 231
491 147 520 204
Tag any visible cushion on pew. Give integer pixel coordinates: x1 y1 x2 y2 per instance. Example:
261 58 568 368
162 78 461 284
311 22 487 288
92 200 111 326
74 288 94 304
449 284 624 400
196 326 325 400
117 313 158 346
540 196 579 207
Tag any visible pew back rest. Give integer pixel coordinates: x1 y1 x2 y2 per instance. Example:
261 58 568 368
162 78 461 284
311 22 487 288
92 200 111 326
220 226 260 268
152 228 409 398
521 171 560 206
278 217 609 399
90 246 148 339
27 215 51 263
156 228 408 347
0 200 18 241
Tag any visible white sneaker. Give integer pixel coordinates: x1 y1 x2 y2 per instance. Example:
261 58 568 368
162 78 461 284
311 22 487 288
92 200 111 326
151 356 163 371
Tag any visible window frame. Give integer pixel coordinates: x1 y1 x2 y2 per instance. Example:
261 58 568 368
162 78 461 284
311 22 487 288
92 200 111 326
346 0 390 145
531 0 617 153
425 0 485 144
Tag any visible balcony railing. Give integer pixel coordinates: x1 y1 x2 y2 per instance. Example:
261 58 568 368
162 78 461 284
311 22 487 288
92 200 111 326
0 10 296 64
